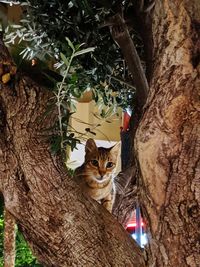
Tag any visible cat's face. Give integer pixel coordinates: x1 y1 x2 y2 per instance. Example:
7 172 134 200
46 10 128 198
84 139 120 183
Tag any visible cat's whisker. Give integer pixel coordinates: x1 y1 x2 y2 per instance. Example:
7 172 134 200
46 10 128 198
114 180 125 194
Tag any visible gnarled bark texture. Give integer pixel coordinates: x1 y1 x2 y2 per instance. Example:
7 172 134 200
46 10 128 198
3 208 16 267
0 73 145 266
135 0 200 266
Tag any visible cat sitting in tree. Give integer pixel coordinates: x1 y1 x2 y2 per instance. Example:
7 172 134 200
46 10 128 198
74 138 120 213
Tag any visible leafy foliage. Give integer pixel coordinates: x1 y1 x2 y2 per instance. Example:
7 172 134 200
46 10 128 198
53 38 96 155
3 0 139 156
15 231 42 267
4 0 136 106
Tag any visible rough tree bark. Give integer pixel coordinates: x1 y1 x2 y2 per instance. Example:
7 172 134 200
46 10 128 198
0 45 145 266
3 208 16 267
135 0 200 266
1 0 199 266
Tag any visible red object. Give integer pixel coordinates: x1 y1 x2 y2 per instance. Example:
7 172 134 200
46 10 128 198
122 111 131 132
126 210 145 234
127 222 144 228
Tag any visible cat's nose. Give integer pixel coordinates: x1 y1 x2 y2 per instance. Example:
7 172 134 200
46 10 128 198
99 171 106 178
97 175 104 180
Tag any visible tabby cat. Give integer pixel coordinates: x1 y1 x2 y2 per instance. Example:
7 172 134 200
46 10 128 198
74 138 120 213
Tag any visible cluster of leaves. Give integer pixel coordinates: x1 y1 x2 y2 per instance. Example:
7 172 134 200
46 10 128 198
4 0 136 105
51 38 96 156
3 0 138 155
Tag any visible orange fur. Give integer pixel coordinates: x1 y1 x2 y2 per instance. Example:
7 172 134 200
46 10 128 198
74 139 120 212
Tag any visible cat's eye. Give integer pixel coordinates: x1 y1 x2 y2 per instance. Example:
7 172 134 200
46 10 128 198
106 162 114 168
91 159 99 167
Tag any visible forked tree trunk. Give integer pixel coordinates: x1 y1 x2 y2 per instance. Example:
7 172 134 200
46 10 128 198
135 1 200 266
0 73 145 266
0 0 199 266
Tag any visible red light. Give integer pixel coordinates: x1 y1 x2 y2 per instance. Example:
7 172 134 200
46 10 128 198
126 221 144 229
127 223 136 228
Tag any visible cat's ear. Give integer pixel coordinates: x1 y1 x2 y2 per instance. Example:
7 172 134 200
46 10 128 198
85 138 97 153
110 142 121 156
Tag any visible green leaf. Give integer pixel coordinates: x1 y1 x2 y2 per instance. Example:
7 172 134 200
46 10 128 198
74 47 95 57
60 52 69 66
71 87 81 98
70 72 78 83
50 135 62 155
65 37 75 52
11 24 22 29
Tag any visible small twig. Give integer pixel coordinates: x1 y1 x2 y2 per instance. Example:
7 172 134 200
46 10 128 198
56 54 74 149
107 75 136 90
139 0 144 11
144 0 155 13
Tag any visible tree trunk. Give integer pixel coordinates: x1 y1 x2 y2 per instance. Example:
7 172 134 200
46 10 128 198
0 70 145 266
135 0 200 266
3 209 16 267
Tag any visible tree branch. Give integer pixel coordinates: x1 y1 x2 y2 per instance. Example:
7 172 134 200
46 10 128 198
3 208 16 267
109 14 149 111
113 166 138 226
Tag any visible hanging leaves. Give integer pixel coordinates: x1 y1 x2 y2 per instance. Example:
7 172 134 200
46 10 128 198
3 0 138 158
